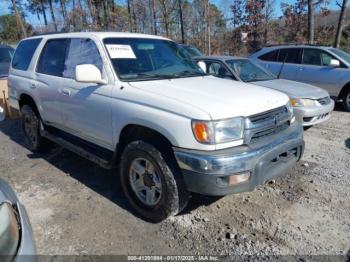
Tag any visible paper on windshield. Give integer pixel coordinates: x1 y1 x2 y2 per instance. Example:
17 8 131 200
106 44 136 59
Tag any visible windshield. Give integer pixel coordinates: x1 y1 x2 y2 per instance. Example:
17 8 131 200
103 38 205 81
181 45 203 57
0 47 14 77
226 59 275 82
330 48 350 64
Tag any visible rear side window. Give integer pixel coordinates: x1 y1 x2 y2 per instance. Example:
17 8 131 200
37 39 69 77
277 48 302 63
12 38 42 70
259 50 278 62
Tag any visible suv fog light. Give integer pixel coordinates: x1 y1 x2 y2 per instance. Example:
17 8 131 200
228 171 251 185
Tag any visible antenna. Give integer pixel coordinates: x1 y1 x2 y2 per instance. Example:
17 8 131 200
277 53 288 79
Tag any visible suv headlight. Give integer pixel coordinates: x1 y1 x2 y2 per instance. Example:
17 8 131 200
290 98 316 107
192 117 244 144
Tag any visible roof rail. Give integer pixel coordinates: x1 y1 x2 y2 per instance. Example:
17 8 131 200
263 43 332 47
31 31 67 36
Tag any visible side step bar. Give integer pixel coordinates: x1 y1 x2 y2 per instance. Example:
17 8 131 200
40 125 116 170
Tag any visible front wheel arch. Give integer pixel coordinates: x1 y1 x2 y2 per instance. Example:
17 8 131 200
338 83 350 100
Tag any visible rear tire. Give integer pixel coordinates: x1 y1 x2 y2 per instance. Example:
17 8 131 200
120 141 189 222
342 88 350 112
21 105 50 152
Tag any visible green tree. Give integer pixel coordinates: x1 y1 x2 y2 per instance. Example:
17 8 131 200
0 14 32 42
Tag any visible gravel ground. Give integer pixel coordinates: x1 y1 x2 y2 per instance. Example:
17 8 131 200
0 106 349 260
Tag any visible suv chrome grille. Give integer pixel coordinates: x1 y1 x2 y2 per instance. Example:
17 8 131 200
317 97 331 105
244 106 291 144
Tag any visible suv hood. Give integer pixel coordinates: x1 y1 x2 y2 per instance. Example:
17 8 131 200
252 79 329 99
129 76 289 120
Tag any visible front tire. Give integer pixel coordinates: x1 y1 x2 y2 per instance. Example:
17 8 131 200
120 141 189 222
342 89 350 112
21 105 50 152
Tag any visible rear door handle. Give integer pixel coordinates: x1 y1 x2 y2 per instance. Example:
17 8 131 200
299 67 304 71
30 83 36 89
61 89 71 96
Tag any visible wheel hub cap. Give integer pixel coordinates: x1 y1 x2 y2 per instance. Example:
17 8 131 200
129 158 162 206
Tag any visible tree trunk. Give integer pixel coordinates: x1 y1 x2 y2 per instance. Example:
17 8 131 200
178 0 185 43
334 0 348 48
48 0 58 31
131 0 137 32
40 0 48 26
11 0 27 37
87 0 96 28
127 0 133 32
308 0 314 44
59 0 66 20
152 0 157 35
103 0 109 30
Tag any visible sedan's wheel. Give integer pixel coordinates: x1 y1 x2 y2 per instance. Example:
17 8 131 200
343 89 350 112
120 141 189 222
21 105 50 152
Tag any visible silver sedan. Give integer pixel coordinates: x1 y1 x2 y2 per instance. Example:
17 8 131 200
194 56 334 127
0 177 36 262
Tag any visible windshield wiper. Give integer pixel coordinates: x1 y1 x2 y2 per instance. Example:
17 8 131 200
123 73 175 81
122 71 205 81
246 77 273 82
173 70 206 78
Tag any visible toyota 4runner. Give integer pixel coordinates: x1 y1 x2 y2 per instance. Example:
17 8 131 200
8 32 304 222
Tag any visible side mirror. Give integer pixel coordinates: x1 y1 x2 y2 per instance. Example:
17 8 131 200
329 59 340 67
197 61 207 73
75 64 107 85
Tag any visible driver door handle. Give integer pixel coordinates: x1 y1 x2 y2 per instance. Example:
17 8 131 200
61 89 71 96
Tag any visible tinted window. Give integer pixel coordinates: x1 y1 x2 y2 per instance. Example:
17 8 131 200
207 62 232 78
37 39 69 77
321 52 333 66
302 49 321 65
63 38 103 79
259 50 278 61
12 38 42 70
277 48 301 63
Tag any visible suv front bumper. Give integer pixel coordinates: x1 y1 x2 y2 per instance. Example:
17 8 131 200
173 122 304 196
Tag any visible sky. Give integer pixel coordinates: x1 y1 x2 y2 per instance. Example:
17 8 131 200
0 0 342 28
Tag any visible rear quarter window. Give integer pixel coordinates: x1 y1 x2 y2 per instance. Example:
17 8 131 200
12 38 42 70
258 50 278 62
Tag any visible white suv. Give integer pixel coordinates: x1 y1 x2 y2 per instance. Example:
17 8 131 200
8 32 304 221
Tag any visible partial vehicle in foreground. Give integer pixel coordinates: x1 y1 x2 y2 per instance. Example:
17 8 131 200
0 45 15 79
9 32 304 222
0 177 36 262
179 44 203 57
249 45 350 111
195 56 334 128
